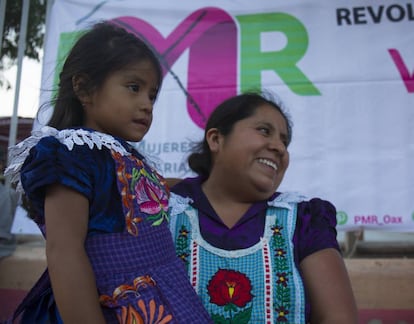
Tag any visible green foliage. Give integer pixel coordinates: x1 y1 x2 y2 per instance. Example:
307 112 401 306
1 0 46 88
1 0 46 62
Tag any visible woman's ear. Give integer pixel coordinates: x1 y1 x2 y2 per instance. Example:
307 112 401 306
205 128 222 153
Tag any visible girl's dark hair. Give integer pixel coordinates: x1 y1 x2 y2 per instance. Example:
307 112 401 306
47 21 163 130
188 92 293 177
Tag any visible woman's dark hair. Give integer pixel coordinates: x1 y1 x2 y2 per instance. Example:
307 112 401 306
47 21 163 130
188 92 293 177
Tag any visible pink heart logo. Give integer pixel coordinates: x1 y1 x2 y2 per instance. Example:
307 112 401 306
111 7 237 129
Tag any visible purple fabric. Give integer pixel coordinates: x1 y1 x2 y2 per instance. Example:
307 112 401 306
85 230 210 323
14 131 212 324
171 176 341 322
20 135 127 234
172 177 340 262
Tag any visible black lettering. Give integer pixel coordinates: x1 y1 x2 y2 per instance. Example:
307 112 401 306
367 5 384 23
387 5 405 22
408 3 414 20
336 3 414 26
337 8 352 25
353 7 367 24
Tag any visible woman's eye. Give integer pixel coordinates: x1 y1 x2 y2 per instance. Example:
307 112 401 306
258 127 270 135
127 84 140 92
281 136 290 148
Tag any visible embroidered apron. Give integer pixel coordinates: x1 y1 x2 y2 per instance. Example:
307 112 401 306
170 195 306 324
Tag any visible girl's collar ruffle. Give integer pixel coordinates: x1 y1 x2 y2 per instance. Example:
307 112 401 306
5 126 131 191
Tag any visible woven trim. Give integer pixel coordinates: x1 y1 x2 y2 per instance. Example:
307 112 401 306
5 126 131 192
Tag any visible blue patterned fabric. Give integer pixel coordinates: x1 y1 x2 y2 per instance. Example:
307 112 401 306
170 177 341 323
169 195 306 323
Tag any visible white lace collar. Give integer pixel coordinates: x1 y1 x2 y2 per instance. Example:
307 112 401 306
169 191 308 217
5 126 131 191
267 191 308 209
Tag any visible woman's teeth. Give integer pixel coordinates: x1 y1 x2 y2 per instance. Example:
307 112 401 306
258 158 277 171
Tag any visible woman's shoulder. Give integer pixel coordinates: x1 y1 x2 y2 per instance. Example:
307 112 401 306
267 193 341 261
268 191 309 207
293 195 340 260
297 197 337 225
269 192 335 213
268 192 337 230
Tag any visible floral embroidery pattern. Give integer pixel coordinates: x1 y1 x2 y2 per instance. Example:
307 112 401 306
117 299 173 324
271 220 291 322
275 305 289 323
133 171 169 226
99 275 156 307
175 225 190 269
113 151 143 236
207 269 253 323
111 151 169 235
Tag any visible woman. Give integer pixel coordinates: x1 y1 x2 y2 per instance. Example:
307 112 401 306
168 92 358 323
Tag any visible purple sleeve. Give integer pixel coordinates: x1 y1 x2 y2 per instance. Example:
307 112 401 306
295 198 341 262
21 136 95 200
20 136 96 225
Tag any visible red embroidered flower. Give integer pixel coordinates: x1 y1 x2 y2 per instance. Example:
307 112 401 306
207 269 253 308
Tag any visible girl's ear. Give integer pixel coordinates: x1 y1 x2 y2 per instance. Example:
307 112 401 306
205 128 222 153
72 74 90 106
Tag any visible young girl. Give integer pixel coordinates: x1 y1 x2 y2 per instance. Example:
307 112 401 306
6 21 211 324
168 93 358 323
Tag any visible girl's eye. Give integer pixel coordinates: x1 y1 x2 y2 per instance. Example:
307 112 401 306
149 93 157 103
127 84 140 92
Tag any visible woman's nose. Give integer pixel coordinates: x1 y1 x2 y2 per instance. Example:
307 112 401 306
269 136 286 154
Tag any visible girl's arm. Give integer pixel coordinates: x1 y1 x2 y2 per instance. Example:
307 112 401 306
300 248 358 324
45 184 106 324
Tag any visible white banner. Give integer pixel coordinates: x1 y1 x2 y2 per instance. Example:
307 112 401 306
36 0 414 232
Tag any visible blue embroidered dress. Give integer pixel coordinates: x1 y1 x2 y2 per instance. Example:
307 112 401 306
169 177 341 324
5 127 211 324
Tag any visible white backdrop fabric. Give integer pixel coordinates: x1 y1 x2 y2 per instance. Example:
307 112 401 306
35 0 414 232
